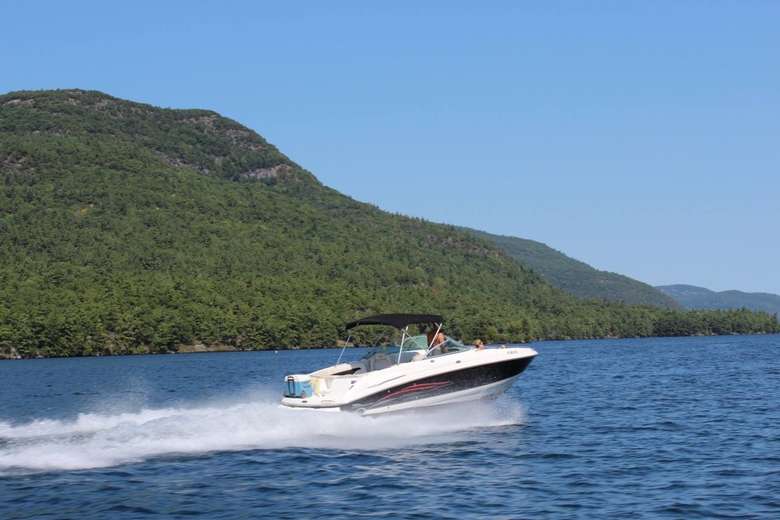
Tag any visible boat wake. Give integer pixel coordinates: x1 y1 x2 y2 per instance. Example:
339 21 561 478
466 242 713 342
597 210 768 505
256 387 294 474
0 394 524 474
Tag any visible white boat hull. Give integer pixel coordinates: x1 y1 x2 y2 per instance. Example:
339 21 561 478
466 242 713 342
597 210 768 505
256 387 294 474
281 347 536 416
358 375 519 415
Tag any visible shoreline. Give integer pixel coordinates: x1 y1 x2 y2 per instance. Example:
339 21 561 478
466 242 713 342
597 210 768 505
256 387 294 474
2 331 778 361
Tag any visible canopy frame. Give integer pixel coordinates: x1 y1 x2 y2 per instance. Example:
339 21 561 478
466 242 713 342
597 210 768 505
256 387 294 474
344 313 443 331
340 313 444 365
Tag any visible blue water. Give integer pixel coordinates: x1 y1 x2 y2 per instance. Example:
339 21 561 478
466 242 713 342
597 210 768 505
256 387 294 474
1 335 779 519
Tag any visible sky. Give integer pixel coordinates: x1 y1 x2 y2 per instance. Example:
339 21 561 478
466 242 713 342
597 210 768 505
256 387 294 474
2 1 778 293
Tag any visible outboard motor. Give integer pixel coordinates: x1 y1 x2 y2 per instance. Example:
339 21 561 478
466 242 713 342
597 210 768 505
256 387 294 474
284 374 313 398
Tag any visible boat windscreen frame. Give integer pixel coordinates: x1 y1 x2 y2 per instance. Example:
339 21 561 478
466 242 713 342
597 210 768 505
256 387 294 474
396 322 442 364
338 314 444 365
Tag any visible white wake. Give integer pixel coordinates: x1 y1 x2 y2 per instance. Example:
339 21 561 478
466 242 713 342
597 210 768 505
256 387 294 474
0 395 524 474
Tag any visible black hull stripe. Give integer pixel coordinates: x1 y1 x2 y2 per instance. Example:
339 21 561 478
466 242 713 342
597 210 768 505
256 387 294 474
343 356 534 412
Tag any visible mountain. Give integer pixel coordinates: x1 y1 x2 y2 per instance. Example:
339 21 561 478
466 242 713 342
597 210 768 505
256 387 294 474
657 285 780 316
466 229 679 308
1 89 777 358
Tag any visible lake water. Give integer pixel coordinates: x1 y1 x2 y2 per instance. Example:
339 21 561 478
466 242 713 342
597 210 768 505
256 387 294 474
1 335 778 519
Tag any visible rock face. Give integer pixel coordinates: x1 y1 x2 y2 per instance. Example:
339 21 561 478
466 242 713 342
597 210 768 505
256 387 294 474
176 343 239 353
0 346 22 360
240 164 294 180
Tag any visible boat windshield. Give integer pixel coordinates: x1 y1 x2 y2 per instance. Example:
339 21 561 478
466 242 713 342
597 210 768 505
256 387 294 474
404 334 470 353
402 334 429 350
360 335 425 357
428 336 470 356
360 335 471 363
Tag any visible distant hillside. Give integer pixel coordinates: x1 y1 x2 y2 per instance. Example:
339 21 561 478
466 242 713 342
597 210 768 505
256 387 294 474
465 229 679 308
0 89 777 358
657 285 780 315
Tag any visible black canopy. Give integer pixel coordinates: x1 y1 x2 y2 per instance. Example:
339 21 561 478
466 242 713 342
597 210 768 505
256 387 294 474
345 313 443 330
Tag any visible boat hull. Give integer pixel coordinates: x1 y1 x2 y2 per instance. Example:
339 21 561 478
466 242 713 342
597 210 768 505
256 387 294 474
357 374 520 415
281 353 534 416
342 356 533 414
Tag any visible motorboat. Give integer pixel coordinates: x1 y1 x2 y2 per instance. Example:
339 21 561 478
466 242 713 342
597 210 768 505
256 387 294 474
280 313 537 415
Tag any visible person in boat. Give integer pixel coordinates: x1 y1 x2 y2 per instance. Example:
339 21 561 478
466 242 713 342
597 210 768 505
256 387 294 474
473 339 485 350
427 328 448 355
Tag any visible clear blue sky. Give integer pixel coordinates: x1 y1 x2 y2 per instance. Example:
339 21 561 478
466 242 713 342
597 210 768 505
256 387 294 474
2 1 778 293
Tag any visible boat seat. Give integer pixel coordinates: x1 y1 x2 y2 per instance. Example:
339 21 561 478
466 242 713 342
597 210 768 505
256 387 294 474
398 350 425 363
369 353 393 371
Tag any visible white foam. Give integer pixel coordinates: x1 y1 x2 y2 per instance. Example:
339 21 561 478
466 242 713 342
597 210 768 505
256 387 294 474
0 396 524 473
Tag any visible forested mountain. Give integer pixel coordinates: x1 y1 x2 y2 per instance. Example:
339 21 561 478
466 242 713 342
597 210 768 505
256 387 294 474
658 285 780 316
466 229 679 308
1 89 777 358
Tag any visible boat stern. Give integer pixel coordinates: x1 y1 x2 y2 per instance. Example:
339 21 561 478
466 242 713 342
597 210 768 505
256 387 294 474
283 374 314 399
281 373 345 411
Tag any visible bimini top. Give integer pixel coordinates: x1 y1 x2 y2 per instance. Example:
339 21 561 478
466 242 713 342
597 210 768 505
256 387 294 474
345 313 443 330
